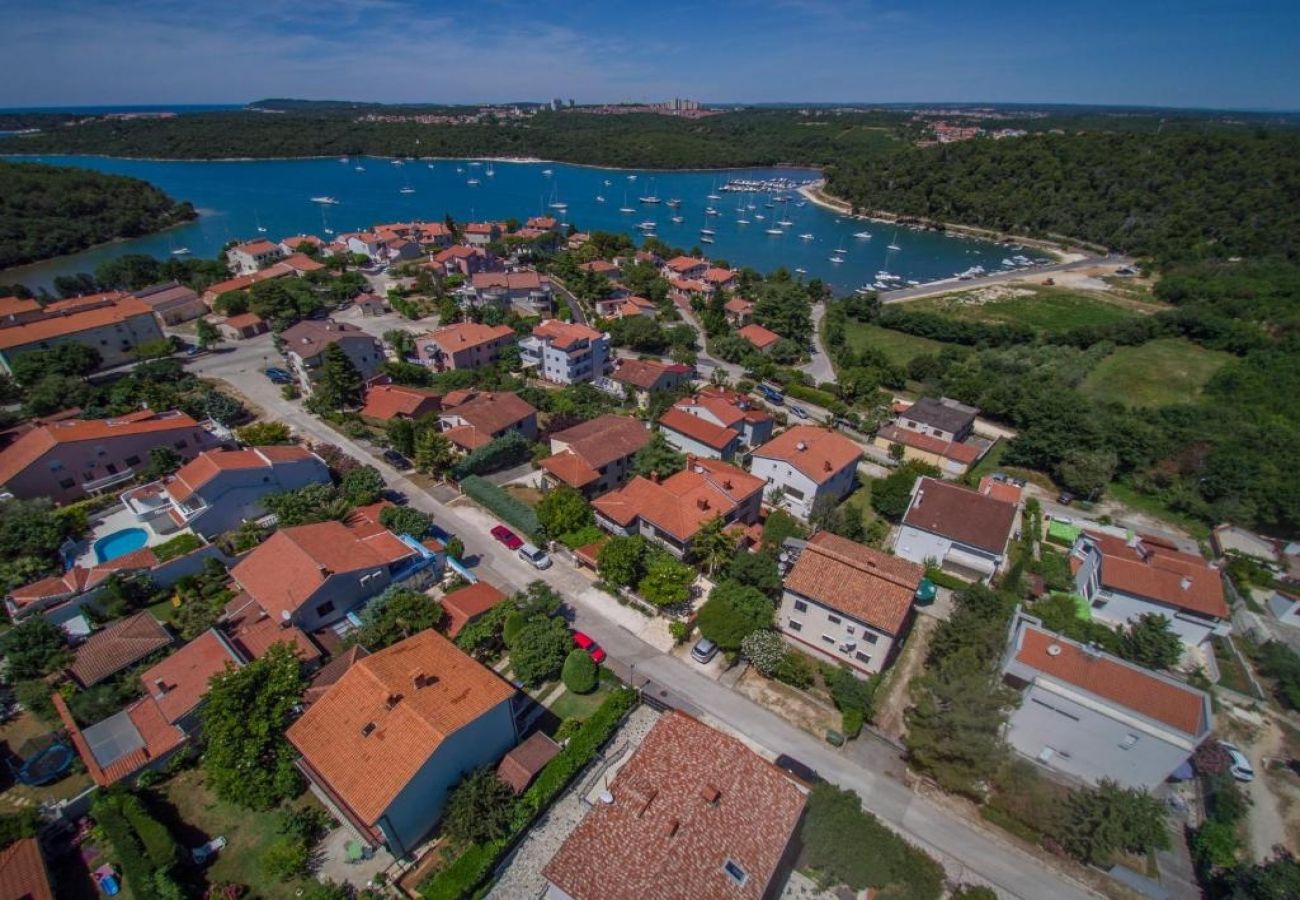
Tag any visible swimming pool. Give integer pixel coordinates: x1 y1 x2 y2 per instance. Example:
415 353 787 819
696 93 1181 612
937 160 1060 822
93 527 150 564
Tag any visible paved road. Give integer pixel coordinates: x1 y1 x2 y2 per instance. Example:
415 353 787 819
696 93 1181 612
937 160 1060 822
190 341 1096 899
880 254 1131 304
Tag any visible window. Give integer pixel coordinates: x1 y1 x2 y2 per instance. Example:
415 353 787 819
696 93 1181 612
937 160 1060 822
793 600 807 613
821 634 835 645
723 860 748 886
855 651 872 665
58 478 75 489
827 614 842 625
314 601 335 617
124 455 141 467
787 619 802 632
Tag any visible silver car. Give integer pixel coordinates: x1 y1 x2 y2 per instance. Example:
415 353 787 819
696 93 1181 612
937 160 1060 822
518 543 552 570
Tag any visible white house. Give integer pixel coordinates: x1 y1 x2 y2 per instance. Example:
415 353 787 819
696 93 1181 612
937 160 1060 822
1000 612 1212 790
749 426 861 521
778 532 925 677
520 320 610 385
893 477 1018 581
1070 531 1230 651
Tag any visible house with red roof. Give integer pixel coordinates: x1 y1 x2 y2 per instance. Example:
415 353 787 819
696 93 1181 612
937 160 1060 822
1000 612 1212 789
593 457 763 558
521 320 610 385
287 629 517 857
542 711 806 900
893 477 1018 582
1070 530 1229 651
119 445 330 540
750 426 862 521
226 238 285 275
416 321 517 371
778 532 926 677
359 383 444 424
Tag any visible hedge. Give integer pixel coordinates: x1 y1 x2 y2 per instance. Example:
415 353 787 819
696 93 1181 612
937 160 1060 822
152 532 204 563
461 475 540 539
421 688 638 900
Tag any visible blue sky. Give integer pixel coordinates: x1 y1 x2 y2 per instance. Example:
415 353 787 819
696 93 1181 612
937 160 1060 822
2 0 1296 110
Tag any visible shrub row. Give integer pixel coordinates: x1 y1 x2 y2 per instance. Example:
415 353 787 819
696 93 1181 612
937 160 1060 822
422 688 638 900
460 475 540 539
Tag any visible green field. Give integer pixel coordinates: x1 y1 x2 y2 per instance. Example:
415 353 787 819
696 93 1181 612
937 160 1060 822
908 285 1140 333
1082 338 1233 408
843 321 952 366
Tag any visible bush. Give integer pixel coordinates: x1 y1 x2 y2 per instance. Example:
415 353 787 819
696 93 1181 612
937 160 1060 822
151 532 203 562
562 649 598 694
461 475 540 538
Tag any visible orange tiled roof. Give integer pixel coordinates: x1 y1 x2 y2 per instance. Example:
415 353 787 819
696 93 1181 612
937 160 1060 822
658 407 739 451
542 712 806 900
785 532 923 634
737 323 781 350
903 477 1017 556
753 425 861 485
287 629 515 825
593 458 763 543
442 581 507 637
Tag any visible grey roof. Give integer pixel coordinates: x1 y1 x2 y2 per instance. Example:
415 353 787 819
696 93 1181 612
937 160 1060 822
901 397 978 434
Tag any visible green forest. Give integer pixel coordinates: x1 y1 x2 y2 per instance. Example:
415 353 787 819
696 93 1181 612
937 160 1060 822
0 161 196 268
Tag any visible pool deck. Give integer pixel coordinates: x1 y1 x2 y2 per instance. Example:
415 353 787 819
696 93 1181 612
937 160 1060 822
72 505 186 568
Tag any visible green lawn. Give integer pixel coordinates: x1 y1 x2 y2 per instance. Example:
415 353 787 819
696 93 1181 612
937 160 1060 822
908 285 1138 333
843 321 952 367
1082 338 1233 408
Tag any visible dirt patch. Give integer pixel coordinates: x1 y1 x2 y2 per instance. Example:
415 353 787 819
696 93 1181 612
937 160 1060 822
873 615 939 741
734 668 840 739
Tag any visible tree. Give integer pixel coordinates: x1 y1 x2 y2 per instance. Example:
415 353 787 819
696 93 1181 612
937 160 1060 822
691 516 736 576
339 465 385 504
1121 614 1183 670
378 505 431 536
509 616 570 686
725 550 782 596
195 317 221 349
353 587 442 651
414 429 456 476
442 767 517 844
562 648 598 693
597 535 648 589
200 643 306 810
1060 779 1170 865
0 618 70 680
145 445 183 478
637 552 696 607
632 431 686 479
696 580 773 651
236 421 292 444
536 485 594 541
310 342 364 410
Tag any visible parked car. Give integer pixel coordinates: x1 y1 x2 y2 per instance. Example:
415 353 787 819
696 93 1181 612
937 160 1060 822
573 631 606 664
774 754 823 786
1220 742 1256 782
490 525 523 550
382 449 412 471
690 637 719 664
518 543 552 570
788 404 809 419
264 367 293 384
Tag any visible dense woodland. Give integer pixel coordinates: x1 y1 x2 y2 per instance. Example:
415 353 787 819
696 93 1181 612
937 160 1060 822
0 161 195 268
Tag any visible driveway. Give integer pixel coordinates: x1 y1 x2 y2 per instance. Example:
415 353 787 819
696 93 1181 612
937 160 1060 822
187 347 1098 900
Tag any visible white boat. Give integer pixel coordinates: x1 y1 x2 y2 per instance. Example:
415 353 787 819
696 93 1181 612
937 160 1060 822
700 228 716 236
853 231 873 239
310 196 339 205
799 233 814 240
170 247 190 256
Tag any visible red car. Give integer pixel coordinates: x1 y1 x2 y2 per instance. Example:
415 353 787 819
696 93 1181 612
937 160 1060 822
490 524 523 551
572 630 606 664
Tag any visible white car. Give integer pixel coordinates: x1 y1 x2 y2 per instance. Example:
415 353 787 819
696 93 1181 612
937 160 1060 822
1220 742 1255 783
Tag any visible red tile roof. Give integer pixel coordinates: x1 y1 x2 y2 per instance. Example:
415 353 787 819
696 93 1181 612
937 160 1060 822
877 423 982 464
785 532 923 634
1012 621 1209 736
69 612 173 688
737 323 781 350
0 838 54 900
542 712 806 900
593 458 763 543
1082 531 1227 619
360 384 443 422
138 630 241 724
658 407 739 451
442 581 507 637
753 426 861 485
903 477 1017 555
287 629 515 825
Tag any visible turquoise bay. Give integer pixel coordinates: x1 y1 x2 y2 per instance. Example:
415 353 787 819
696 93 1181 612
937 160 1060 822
4 155 1041 291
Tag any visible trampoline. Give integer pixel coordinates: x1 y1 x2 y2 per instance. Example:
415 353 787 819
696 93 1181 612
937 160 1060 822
10 733 74 786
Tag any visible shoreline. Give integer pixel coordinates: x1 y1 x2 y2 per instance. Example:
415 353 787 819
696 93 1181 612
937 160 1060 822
797 182 1092 262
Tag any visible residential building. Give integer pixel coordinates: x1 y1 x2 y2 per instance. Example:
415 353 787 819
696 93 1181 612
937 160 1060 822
217 312 268 340
1070 531 1229 650
280 320 385 394
592 457 764 558
609 359 694 407
437 391 539 452
542 711 806 900
416 322 517 371
133 281 206 325
469 272 553 314
67 611 174 688
230 512 423 633
226 238 285 275
778 532 924 677
538 415 651 497
0 838 55 900
442 580 508 638
893 477 1018 581
120 445 331 539
1000 612 1212 789
0 409 218 503
0 293 165 374
288 629 517 858
359 383 444 423
750 426 862 521
737 323 781 352
521 320 610 385
674 387 773 448
661 255 709 280
657 407 741 460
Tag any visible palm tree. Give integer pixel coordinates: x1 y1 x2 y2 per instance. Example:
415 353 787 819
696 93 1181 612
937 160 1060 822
692 515 737 577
